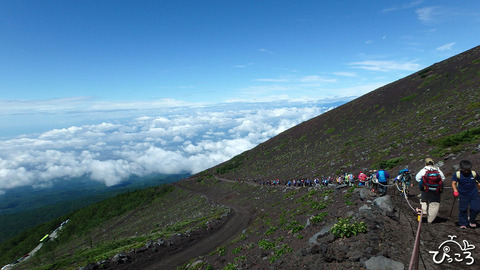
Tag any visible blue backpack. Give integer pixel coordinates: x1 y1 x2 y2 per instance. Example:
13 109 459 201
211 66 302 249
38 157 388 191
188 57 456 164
378 170 387 183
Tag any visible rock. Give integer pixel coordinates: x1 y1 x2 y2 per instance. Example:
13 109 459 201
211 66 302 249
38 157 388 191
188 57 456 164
78 263 97 270
335 184 348 190
135 246 148 253
112 252 129 264
373 195 394 213
306 244 320 254
146 240 154 249
308 222 335 245
364 256 404 270
359 204 372 211
359 188 375 200
121 256 131 264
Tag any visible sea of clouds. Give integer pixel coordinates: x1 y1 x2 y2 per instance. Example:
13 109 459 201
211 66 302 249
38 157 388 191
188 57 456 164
0 100 347 194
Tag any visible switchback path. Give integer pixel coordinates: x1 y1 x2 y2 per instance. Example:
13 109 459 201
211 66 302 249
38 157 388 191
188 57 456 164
114 178 254 270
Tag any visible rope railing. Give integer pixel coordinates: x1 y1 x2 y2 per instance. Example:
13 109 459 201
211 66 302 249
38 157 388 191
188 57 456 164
408 208 424 270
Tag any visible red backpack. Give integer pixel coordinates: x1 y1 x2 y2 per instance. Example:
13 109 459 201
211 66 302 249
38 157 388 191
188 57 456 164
421 168 443 193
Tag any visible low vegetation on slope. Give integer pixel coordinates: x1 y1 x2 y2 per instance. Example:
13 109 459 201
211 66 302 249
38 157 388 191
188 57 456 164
174 176 415 269
2 185 229 269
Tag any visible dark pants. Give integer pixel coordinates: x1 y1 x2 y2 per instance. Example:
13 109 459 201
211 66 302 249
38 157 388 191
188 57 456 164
458 194 480 226
378 182 388 195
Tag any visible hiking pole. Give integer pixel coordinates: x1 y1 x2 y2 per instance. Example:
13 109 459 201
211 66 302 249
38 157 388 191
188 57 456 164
449 196 458 218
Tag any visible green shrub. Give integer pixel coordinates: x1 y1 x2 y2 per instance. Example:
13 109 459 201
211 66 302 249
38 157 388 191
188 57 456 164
330 216 367 238
373 157 404 170
232 246 242 254
311 213 328 223
258 239 275 250
216 153 246 174
270 244 293 263
265 226 277 236
400 94 418 102
325 127 335 134
285 221 303 233
223 263 237 270
432 127 480 148
214 245 226 256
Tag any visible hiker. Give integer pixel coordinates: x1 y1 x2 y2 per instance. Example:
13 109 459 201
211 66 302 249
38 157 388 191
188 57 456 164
395 168 413 196
415 158 446 224
452 160 480 229
376 166 390 196
358 171 367 186
371 170 378 193
348 173 355 186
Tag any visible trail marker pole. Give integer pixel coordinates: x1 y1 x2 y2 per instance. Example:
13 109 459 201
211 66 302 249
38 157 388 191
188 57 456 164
449 196 458 218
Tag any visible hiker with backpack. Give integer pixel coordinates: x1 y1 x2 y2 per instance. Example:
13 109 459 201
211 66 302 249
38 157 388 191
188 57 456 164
415 158 446 224
395 168 413 196
371 170 379 193
358 171 367 186
451 160 480 229
376 166 390 196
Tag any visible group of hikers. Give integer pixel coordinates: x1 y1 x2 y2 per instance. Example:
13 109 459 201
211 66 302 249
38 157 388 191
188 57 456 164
408 158 480 229
256 158 480 229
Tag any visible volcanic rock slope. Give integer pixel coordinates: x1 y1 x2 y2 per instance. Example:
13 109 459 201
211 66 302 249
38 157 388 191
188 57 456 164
208 45 480 182
7 46 480 270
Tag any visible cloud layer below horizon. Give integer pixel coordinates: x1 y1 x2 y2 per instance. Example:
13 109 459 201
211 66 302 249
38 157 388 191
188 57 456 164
0 100 344 194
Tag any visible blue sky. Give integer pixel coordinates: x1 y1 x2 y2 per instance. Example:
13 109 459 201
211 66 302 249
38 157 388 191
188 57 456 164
2 1 479 105
0 1 479 192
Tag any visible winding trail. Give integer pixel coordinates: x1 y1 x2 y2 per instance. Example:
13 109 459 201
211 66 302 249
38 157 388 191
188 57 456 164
114 179 254 270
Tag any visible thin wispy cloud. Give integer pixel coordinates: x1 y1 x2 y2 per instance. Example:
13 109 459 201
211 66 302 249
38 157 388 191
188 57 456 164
436 42 456 51
233 63 253 68
348 60 420 72
253 78 290 82
333 72 357 77
415 6 442 22
258 48 275 54
299 75 336 83
0 98 193 116
382 1 423 13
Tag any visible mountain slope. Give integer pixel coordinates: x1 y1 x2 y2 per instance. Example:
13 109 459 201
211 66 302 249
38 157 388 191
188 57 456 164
210 45 480 181
3 45 480 270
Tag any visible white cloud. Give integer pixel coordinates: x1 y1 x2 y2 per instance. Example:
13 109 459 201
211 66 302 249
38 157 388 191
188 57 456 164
348 60 420 72
0 97 193 117
253 78 290 82
415 6 442 22
382 1 423 13
299 75 337 83
233 63 253 68
436 42 456 51
258 48 275 54
333 72 357 77
0 101 341 193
